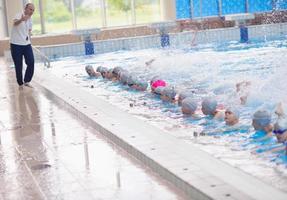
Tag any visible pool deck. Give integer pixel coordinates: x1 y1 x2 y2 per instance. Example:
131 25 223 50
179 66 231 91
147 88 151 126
2 58 287 199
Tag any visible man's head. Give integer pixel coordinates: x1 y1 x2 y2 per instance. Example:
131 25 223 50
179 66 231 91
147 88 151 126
24 3 35 16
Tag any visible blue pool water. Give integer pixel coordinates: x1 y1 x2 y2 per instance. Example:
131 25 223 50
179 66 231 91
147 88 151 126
47 38 287 191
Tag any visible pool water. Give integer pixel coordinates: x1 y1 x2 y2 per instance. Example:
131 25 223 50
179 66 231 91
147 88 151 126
46 38 287 191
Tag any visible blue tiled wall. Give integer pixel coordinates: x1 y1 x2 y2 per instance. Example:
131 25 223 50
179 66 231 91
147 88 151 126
176 0 287 19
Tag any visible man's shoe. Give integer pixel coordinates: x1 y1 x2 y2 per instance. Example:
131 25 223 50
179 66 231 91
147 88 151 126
24 82 33 88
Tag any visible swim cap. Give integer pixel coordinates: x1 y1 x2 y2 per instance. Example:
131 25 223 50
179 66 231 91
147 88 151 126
151 80 166 90
85 65 94 76
226 107 240 119
136 79 148 90
202 98 217 115
96 66 103 72
182 97 197 115
119 71 129 84
112 67 123 76
127 75 137 86
252 110 271 127
178 90 193 100
162 87 177 100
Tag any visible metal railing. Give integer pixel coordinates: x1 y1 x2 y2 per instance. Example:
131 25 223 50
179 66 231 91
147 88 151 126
32 46 51 68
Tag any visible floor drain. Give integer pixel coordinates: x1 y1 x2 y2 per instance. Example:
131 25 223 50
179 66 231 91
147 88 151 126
151 148 156 150
225 194 231 197
210 184 216 187
131 136 135 138
31 163 52 170
183 168 188 171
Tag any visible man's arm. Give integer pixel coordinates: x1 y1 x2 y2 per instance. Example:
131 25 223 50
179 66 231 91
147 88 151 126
13 14 29 26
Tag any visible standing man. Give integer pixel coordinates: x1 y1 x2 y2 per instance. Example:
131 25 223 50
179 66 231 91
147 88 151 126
10 3 35 89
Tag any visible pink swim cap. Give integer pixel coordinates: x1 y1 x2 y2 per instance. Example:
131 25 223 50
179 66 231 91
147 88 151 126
151 80 166 90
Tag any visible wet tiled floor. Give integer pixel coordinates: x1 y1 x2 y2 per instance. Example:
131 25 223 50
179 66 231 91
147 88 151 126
0 59 187 200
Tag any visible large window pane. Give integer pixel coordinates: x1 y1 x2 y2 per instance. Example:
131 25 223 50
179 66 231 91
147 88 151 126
75 0 103 29
31 0 42 35
43 0 73 33
106 0 132 27
135 0 160 24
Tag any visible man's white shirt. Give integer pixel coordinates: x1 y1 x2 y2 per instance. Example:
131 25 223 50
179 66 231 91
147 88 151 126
10 13 32 45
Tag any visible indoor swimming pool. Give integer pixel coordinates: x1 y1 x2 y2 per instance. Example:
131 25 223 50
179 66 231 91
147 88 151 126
44 37 287 192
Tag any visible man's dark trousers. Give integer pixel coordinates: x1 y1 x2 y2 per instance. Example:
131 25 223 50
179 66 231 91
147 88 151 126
10 43 34 86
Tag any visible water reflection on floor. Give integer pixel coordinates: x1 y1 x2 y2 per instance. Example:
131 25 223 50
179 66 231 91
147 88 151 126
0 60 187 200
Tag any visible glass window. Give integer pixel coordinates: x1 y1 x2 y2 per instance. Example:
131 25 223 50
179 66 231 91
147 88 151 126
41 0 73 34
106 0 132 27
135 0 160 24
31 0 42 35
75 0 103 29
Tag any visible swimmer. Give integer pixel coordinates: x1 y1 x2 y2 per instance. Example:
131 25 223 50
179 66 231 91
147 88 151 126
224 107 240 126
252 109 273 135
201 98 224 120
98 66 108 78
178 90 194 106
85 65 101 78
181 97 197 116
112 66 124 81
160 86 178 103
269 116 287 154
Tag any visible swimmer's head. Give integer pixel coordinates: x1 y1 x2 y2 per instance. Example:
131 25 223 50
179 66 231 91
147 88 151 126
119 70 129 84
162 87 177 101
151 80 167 91
252 110 271 131
181 97 197 115
178 90 193 106
99 67 108 78
273 117 287 143
201 98 217 116
224 107 240 126
136 79 148 91
112 67 123 78
127 75 137 87
96 66 103 72
85 65 94 76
